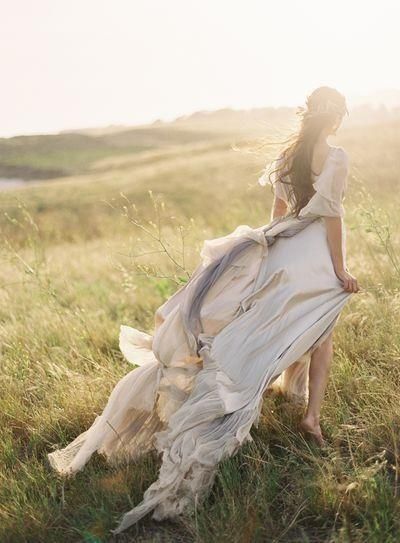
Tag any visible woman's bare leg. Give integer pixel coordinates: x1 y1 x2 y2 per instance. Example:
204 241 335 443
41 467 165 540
300 331 334 445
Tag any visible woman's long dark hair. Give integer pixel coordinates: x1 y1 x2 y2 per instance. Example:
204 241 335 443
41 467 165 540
269 86 349 217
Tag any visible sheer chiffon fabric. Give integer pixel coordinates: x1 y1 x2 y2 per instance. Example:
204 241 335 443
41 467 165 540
47 146 352 534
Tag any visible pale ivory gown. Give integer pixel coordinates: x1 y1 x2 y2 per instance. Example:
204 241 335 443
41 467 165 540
47 145 353 535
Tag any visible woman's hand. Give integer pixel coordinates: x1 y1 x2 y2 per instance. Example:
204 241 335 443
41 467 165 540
335 268 360 293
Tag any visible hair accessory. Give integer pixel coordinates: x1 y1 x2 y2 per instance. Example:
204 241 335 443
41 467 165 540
296 98 348 119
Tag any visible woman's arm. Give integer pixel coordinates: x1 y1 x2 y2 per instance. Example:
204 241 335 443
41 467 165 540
324 216 359 293
324 216 345 272
270 195 288 221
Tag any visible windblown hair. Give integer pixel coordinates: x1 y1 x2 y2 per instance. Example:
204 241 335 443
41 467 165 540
269 86 349 217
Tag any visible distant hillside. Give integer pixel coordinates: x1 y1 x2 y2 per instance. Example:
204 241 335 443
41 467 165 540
2 102 400 182
349 89 400 109
68 100 400 138
0 126 225 181
0 108 297 181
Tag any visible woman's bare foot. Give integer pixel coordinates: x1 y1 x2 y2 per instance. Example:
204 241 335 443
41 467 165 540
299 416 326 447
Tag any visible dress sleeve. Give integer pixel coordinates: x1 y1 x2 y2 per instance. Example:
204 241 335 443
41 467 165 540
258 155 289 204
299 148 349 218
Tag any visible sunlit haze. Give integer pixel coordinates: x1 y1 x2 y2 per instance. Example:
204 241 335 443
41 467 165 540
2 0 400 136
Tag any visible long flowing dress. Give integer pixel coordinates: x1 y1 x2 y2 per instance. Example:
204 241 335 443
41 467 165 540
47 145 353 535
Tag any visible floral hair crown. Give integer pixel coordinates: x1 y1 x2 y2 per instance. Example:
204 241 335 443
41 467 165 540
296 98 349 119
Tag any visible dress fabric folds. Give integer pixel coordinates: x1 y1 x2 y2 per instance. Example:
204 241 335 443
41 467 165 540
47 145 353 534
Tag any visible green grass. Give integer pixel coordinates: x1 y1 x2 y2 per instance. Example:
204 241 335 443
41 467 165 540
0 120 399 542
0 126 226 179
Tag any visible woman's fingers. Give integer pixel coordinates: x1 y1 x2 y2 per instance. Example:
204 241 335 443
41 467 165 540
342 277 357 292
346 278 359 293
338 272 360 293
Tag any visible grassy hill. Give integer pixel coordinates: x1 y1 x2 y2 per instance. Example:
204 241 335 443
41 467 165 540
0 126 226 180
1 104 398 181
0 107 294 180
0 118 399 542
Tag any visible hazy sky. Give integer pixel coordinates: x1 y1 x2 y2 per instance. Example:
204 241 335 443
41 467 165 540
2 0 400 136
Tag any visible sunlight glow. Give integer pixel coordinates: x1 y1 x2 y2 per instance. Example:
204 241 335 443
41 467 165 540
1 0 400 136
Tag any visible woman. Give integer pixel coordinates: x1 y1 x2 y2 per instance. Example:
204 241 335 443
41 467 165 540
260 86 359 446
47 86 359 535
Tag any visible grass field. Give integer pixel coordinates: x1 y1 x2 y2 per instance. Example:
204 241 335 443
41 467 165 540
1 118 399 542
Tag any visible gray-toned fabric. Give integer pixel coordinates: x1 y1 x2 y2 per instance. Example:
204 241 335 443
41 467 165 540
181 215 318 356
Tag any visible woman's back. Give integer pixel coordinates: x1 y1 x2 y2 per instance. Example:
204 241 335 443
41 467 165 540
259 145 349 218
